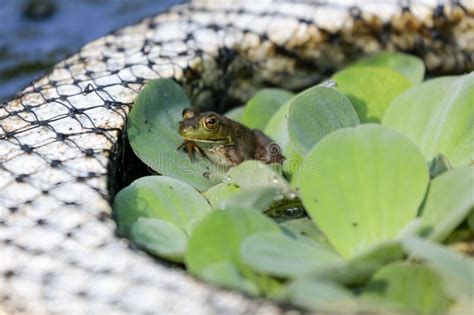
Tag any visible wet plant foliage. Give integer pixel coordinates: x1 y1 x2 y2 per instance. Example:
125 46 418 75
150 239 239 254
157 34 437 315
115 53 474 314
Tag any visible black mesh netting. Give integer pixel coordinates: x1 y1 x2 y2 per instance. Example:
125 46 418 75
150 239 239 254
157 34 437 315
0 0 473 314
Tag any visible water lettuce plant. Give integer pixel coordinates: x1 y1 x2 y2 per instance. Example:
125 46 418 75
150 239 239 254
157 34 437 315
127 79 226 191
298 124 429 258
114 52 474 314
383 73 474 167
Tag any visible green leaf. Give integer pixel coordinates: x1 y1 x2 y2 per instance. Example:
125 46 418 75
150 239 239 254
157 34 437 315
332 67 412 122
326 241 406 286
279 217 329 245
113 175 211 237
208 161 300 214
241 271 285 299
242 88 294 130
127 79 226 191
264 81 336 157
204 182 280 212
383 73 474 167
348 241 406 282
419 167 474 241
352 52 425 84
263 97 305 177
224 187 280 211
362 262 451 314
185 207 279 275
224 106 245 123
203 183 241 209
199 261 260 296
286 279 358 312
283 142 304 178
429 153 453 178
402 237 474 300
225 160 291 196
130 218 187 262
241 232 343 278
298 125 429 258
264 82 342 176
264 98 293 155
288 86 359 155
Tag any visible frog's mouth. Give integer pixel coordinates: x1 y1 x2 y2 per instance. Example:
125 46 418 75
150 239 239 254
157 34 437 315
180 136 231 144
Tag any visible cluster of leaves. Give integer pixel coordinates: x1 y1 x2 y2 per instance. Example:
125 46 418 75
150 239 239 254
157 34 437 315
114 53 474 314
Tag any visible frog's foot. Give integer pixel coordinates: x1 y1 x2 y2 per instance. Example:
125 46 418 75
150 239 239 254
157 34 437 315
177 140 205 160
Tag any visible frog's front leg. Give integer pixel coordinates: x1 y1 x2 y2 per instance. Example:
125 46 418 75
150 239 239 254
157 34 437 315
224 145 246 166
177 140 205 160
207 144 243 167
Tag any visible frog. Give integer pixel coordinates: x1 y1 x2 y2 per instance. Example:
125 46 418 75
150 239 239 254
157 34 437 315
178 107 285 168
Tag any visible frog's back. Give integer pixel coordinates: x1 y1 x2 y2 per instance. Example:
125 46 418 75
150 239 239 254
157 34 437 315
226 117 285 165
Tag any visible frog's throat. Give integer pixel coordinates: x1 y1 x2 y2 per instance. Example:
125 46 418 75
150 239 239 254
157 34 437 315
180 136 231 144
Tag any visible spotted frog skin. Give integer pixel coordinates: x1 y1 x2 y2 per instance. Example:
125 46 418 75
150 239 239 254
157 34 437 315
178 107 285 168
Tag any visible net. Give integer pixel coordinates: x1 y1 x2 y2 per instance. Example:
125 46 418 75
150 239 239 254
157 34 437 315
0 0 472 313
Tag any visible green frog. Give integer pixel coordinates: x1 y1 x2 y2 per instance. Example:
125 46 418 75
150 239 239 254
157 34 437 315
178 107 285 168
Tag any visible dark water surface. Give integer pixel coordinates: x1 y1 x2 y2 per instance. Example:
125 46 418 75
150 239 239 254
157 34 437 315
0 0 183 103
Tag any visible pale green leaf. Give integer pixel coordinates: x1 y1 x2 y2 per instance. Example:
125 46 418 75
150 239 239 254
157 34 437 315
264 99 292 155
332 67 412 122
286 279 358 312
429 153 453 178
199 261 260 296
127 79 226 190
224 106 245 123
203 183 241 209
242 88 294 129
288 86 359 155
352 52 425 84
241 232 343 278
383 73 474 167
114 175 211 237
131 218 187 262
185 207 279 274
362 262 451 314
279 217 329 245
402 238 474 300
298 125 429 258
419 167 474 241
226 160 291 195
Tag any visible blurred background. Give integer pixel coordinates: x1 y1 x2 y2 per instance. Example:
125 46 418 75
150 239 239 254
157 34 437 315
0 0 183 103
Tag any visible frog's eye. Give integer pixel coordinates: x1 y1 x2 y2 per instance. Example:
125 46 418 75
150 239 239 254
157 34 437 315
182 107 198 119
204 115 217 129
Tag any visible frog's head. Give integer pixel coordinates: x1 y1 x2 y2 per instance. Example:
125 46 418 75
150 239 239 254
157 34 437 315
179 107 231 143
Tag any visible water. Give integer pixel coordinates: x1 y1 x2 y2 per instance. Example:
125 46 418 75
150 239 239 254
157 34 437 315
0 0 183 103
